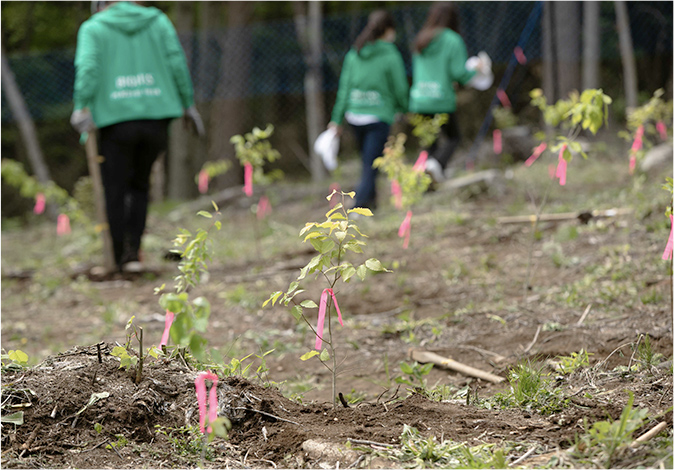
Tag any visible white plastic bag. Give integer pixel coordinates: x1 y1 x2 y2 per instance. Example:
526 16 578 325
466 51 494 91
314 127 340 171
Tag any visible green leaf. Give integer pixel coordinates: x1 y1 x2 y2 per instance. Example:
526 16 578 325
111 346 128 358
1 411 24 425
341 266 356 282
400 362 414 374
300 300 318 308
290 305 303 321
319 349 330 361
320 239 335 254
215 221 222 230
196 211 213 219
8 350 28 364
304 231 323 242
300 351 320 361
365 258 387 272
211 200 219 212
348 207 373 217
356 265 368 281
325 203 343 218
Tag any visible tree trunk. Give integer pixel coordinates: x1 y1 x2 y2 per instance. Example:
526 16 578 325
542 2 557 103
167 1 195 200
615 1 638 110
554 1 581 97
582 1 600 90
1 47 57 217
207 1 253 190
294 1 326 182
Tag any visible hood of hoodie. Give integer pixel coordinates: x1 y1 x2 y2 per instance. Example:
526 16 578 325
358 40 396 59
96 1 161 35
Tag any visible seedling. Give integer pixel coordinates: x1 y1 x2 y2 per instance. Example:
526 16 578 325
265 190 390 408
555 349 593 375
111 316 162 384
1 349 29 371
396 361 433 389
409 113 448 148
492 359 566 415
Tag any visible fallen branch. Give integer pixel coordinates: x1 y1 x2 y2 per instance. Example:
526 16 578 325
523 326 541 354
233 407 301 426
346 438 396 448
576 304 593 326
497 208 632 225
630 422 668 447
409 349 504 384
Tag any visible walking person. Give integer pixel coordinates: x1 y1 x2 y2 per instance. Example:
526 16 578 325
71 1 204 272
328 10 409 211
410 2 489 182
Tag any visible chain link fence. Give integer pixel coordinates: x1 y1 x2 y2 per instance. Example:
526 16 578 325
2 2 672 214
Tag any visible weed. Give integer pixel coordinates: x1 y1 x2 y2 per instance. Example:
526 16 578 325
396 361 433 389
555 349 593 375
1 349 29 371
490 360 566 415
106 434 128 450
155 425 208 458
635 334 665 370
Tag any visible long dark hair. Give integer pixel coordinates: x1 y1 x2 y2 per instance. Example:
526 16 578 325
353 10 396 53
413 2 460 53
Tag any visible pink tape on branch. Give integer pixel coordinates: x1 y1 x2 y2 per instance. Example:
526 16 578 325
34 193 46 215
160 310 175 347
315 288 344 350
497 89 512 108
391 180 403 210
257 195 272 220
629 155 636 175
57 213 71 236
243 162 253 197
413 150 428 172
329 183 341 208
524 142 547 167
548 164 556 179
663 215 674 260
514 46 527 65
555 144 568 186
493 129 502 154
195 371 219 433
657 121 668 140
631 125 644 153
198 170 209 194
398 210 412 249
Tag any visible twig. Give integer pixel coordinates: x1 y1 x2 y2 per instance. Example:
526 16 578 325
595 341 636 369
233 407 301 426
630 422 668 447
627 334 643 372
576 304 592 326
97 342 102 364
83 439 110 452
346 438 396 448
108 443 123 460
19 423 42 457
510 445 537 467
523 326 542 354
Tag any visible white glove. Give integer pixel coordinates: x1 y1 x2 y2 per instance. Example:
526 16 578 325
70 109 95 134
466 51 494 91
185 105 205 137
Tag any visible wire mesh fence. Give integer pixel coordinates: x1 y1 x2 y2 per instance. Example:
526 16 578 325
1 1 672 214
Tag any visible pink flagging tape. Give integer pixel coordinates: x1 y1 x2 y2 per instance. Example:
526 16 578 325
629 155 636 175
524 142 547 167
497 89 512 108
160 310 175 347
34 193 46 215
656 121 668 141
493 129 502 154
663 215 674 260
514 46 527 65
413 151 428 172
398 210 413 249
243 163 253 197
257 195 272 220
631 125 644 153
57 213 71 236
555 144 568 186
315 288 343 350
195 371 219 434
391 180 403 210
198 170 209 194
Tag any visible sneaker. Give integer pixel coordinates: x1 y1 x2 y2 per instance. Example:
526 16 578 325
121 261 144 273
425 157 445 183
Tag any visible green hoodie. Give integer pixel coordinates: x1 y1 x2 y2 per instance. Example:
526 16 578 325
409 28 476 114
331 40 409 125
73 1 194 128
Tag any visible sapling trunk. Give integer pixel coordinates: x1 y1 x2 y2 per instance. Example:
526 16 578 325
135 327 143 384
523 183 552 297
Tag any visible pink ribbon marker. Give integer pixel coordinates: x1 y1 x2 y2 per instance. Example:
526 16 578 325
34 193 46 215
160 310 175 347
413 150 428 172
657 121 668 141
629 155 637 175
524 142 547 167
198 170 209 194
195 371 219 434
328 183 341 208
315 288 343 350
555 144 568 186
663 215 674 260
493 129 502 154
57 213 71 236
631 125 644 153
497 89 512 108
514 46 527 65
243 162 253 197
398 210 412 249
257 195 272 220
391 180 403 210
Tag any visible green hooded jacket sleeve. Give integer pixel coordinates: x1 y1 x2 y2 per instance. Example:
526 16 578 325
73 21 99 111
157 13 194 109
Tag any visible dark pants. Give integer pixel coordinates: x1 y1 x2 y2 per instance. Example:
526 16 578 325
350 121 390 210
98 119 170 267
423 112 461 169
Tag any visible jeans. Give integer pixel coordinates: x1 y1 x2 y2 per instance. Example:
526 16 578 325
422 112 461 169
349 121 390 210
98 119 170 267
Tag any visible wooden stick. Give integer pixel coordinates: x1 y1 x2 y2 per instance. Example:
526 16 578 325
630 422 668 447
576 304 592 326
497 208 632 225
409 349 504 383
523 325 541 354
84 131 116 272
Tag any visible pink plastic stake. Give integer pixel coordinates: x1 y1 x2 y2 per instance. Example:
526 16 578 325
657 121 668 141
257 195 272 220
195 371 219 434
524 142 547 167
198 170 209 194
514 46 527 65
493 129 502 154
328 183 341 208
315 288 343 350
497 89 512 108
663 215 674 260
243 162 253 197
34 193 46 215
160 310 175 347
398 210 412 249
631 125 644 153
56 213 71 236
391 180 403 210
555 144 568 186
412 150 428 172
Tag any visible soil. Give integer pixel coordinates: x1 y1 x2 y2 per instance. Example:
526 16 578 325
1 155 673 468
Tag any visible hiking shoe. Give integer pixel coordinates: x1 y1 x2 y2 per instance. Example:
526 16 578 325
121 261 144 273
425 157 445 183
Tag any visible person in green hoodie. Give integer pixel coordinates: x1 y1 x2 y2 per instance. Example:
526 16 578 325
70 1 203 272
328 10 409 211
410 2 485 182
